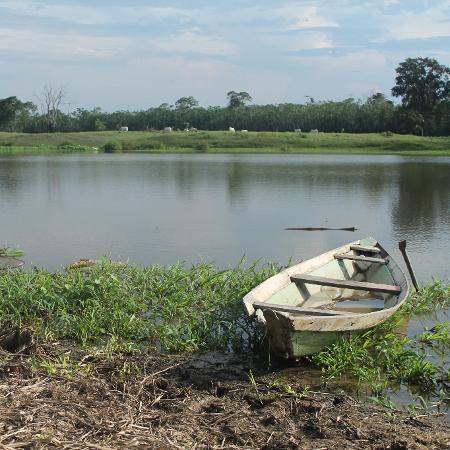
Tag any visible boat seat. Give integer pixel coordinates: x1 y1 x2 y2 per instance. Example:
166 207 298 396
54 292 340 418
350 245 381 253
290 274 401 294
335 254 387 264
252 301 351 316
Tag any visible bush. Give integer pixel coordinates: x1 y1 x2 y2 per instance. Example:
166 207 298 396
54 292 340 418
57 142 92 152
103 141 122 153
143 141 164 150
195 141 209 153
0 141 13 147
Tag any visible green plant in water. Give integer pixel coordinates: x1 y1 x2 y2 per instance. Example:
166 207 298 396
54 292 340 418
0 247 24 257
419 322 450 346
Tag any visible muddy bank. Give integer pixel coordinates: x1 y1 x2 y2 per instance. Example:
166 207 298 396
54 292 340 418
0 343 448 449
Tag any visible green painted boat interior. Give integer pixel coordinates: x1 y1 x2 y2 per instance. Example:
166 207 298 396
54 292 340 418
265 237 400 314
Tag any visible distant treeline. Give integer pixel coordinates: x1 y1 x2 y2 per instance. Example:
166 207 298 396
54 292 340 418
1 96 448 136
1 57 449 136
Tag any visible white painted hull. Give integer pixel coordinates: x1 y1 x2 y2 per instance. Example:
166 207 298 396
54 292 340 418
243 237 410 358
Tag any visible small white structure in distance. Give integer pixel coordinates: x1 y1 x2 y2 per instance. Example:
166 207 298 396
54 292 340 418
294 128 302 133
119 126 128 132
310 129 319 133
163 127 172 133
228 127 235 132
241 129 248 132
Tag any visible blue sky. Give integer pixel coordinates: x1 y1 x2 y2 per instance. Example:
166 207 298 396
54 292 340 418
1 0 449 110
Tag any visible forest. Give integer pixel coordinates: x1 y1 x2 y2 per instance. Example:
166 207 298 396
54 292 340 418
1 57 449 136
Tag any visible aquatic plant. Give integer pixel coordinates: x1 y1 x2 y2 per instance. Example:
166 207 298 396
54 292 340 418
0 247 24 257
312 282 450 394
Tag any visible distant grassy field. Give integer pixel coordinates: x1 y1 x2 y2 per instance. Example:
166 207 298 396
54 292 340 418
1 131 450 156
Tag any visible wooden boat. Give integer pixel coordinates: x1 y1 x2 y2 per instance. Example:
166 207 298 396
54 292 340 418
243 237 410 358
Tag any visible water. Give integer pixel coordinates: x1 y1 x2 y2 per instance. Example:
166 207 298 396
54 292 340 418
1 153 449 281
1 152 449 408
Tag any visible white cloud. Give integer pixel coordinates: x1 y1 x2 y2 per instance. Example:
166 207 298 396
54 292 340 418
0 27 129 59
273 4 339 30
153 30 239 56
263 31 334 51
0 0 196 25
288 31 334 50
382 2 450 40
291 49 387 70
0 26 238 61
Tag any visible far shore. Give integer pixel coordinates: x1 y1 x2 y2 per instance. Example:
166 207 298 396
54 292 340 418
1 130 450 156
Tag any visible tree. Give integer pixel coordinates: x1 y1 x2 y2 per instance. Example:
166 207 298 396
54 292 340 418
394 107 424 135
227 91 252 108
366 93 393 107
0 96 34 129
39 85 65 132
175 96 199 110
392 57 450 115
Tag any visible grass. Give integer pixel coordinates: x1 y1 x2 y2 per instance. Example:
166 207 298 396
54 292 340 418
0 260 278 352
0 260 448 404
1 131 450 155
0 247 24 257
312 282 450 399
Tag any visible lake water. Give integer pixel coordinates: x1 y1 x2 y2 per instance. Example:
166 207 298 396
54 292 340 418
1 153 449 282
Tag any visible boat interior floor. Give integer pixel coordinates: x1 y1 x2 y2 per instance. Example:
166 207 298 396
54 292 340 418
300 291 386 313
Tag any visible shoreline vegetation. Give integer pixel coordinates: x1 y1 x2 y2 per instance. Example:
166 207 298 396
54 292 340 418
0 260 449 447
1 130 450 156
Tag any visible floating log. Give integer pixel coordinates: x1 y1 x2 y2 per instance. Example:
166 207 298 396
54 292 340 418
285 227 357 232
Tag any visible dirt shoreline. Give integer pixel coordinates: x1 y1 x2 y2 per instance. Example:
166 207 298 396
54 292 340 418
0 343 448 449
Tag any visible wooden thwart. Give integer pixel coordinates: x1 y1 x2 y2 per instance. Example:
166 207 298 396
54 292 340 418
335 253 387 264
350 245 381 253
290 274 401 294
252 301 351 316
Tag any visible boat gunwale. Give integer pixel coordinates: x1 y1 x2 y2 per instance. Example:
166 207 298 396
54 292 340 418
243 237 410 328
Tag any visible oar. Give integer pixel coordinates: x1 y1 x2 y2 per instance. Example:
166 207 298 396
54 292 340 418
398 240 419 291
285 227 357 232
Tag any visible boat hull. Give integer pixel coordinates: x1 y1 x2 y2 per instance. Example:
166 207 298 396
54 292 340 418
264 309 349 357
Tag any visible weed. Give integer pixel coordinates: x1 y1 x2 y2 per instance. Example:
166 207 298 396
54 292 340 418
102 141 122 153
195 141 209 152
0 260 278 353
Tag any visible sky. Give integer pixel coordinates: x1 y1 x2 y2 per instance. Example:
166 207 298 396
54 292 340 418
1 0 449 111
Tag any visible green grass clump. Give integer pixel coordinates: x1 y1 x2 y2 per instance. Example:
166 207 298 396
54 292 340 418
403 281 450 315
312 281 450 394
0 247 24 257
57 142 93 152
0 260 278 352
102 141 122 153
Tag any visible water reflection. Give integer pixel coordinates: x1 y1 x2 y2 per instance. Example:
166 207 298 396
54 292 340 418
0 154 449 282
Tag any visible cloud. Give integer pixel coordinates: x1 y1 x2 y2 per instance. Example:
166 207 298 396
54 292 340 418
0 27 129 60
273 4 339 30
153 30 239 56
0 26 237 62
0 0 196 25
382 2 450 40
287 49 392 100
263 31 334 51
291 49 387 70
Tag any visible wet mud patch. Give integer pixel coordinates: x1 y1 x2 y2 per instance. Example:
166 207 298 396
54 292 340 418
0 345 448 449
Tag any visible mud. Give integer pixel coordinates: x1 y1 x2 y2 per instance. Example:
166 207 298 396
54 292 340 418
0 343 448 449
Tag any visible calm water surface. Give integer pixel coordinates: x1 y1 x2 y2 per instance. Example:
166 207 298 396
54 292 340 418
1 153 449 281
